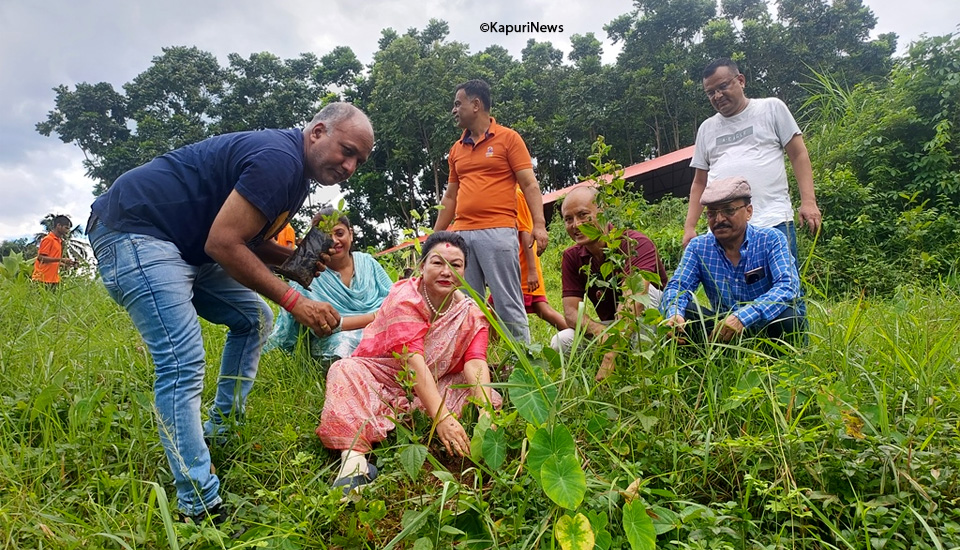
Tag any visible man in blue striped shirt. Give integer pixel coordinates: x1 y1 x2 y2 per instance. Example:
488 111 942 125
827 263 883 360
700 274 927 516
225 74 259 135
661 176 806 344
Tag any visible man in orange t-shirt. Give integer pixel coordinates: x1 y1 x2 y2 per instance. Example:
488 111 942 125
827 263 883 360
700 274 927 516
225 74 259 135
434 79 548 343
32 215 76 288
273 223 297 249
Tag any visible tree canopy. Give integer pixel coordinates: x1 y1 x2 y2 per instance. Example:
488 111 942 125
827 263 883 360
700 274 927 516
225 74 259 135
38 0 899 248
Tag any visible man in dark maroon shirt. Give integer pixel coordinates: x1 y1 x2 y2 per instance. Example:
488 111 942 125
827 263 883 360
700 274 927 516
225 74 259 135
550 186 667 379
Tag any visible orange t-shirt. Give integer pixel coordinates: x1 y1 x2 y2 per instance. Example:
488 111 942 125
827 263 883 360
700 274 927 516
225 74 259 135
447 118 533 230
515 187 547 298
274 223 296 248
32 232 63 283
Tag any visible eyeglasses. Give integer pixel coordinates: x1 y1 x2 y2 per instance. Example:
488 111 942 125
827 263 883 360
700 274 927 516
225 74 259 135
704 75 739 98
705 204 748 220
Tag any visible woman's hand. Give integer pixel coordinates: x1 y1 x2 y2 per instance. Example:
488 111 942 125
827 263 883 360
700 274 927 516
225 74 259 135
436 415 470 457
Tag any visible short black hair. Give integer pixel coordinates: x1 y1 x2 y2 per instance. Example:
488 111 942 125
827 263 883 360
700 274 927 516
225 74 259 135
703 58 740 80
455 79 491 111
53 215 71 228
420 231 468 269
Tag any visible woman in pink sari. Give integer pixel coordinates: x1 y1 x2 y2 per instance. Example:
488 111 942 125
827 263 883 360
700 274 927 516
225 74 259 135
316 231 502 493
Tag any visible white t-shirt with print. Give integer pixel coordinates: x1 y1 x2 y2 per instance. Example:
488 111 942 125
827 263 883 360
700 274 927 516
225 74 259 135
691 97 802 228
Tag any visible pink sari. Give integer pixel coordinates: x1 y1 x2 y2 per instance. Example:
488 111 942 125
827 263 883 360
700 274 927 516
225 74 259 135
316 277 502 452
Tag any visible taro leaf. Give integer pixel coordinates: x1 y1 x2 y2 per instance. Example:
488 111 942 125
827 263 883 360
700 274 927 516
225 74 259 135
508 366 556 426
399 444 428 481
482 426 507 471
555 513 595 550
585 510 612 550
540 454 586 510
527 425 576 483
623 500 656 550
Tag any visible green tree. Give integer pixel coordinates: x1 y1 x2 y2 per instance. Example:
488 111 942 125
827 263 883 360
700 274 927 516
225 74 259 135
35 82 134 195
215 51 323 133
123 46 224 159
347 22 471 244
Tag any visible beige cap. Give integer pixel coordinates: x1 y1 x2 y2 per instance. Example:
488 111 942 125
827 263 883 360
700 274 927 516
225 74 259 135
700 176 751 206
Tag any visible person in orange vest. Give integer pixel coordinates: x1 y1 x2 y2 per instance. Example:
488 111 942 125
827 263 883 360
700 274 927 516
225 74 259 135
273 222 297 249
32 215 76 289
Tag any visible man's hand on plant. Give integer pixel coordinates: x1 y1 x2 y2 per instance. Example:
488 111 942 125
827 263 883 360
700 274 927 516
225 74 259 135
293 299 341 336
711 314 744 343
664 315 688 344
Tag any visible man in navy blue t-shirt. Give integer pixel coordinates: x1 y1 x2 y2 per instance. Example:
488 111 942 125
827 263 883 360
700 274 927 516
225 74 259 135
87 102 374 523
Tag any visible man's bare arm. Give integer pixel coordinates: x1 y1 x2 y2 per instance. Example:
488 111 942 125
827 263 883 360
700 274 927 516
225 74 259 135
562 296 606 337
434 181 460 231
516 168 548 254
205 191 340 334
784 134 821 234
682 168 708 248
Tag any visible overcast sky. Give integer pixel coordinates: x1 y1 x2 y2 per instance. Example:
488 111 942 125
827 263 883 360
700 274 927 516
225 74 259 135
0 0 956 241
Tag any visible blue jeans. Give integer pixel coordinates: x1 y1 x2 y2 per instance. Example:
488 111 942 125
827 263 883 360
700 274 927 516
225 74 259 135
771 221 799 264
89 221 272 515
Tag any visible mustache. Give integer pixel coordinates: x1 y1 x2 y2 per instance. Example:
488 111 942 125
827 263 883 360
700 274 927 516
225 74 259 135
713 223 732 230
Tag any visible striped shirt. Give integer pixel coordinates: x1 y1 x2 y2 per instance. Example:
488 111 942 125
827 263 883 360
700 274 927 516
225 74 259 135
660 224 802 328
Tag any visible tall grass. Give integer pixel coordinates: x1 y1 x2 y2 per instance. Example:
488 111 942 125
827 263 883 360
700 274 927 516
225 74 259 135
2 267 959 548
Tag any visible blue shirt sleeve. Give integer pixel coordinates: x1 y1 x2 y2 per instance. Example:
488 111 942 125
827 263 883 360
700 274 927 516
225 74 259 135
661 241 702 319
733 230 799 328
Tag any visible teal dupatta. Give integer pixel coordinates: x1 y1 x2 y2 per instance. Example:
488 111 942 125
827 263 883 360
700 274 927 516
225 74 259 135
266 251 393 360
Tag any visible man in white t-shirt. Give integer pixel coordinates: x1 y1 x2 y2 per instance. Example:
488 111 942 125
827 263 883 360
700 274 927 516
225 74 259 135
682 58 822 259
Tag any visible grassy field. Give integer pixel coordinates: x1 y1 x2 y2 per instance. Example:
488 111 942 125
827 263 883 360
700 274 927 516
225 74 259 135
2 258 960 549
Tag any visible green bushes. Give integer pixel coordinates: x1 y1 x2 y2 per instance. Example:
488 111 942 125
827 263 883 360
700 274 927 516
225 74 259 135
802 33 960 296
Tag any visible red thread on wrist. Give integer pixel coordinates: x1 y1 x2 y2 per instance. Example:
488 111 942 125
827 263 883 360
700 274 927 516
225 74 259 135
283 292 300 313
280 287 297 310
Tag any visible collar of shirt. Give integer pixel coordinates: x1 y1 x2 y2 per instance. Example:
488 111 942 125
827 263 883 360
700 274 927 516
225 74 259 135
707 224 755 267
460 117 498 145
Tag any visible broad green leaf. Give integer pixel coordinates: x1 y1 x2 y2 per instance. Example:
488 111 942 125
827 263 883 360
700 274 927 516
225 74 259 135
432 470 456 484
600 261 614 279
586 510 613 550
555 513 595 550
636 414 658 432
508 366 556 426
482 426 507 470
623 500 656 550
528 425 576 482
399 444 427 480
649 505 681 535
470 412 493 460
412 537 433 550
439 525 465 536
540 454 586 510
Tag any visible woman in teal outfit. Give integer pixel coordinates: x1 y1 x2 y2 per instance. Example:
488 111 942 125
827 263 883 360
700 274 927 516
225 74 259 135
267 209 393 362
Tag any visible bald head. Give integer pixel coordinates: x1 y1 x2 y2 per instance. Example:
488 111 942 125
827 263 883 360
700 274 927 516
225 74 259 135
563 186 597 209
561 186 600 246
